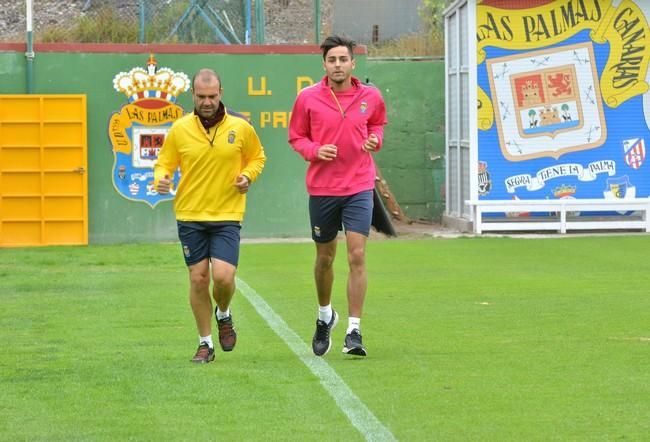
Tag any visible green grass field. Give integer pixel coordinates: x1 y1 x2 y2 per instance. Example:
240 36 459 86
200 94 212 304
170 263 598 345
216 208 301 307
1 236 649 440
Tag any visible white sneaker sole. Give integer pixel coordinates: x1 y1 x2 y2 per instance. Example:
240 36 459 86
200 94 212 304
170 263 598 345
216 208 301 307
342 345 367 356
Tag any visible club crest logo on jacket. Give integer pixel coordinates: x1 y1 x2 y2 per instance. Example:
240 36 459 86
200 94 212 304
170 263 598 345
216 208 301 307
360 101 368 114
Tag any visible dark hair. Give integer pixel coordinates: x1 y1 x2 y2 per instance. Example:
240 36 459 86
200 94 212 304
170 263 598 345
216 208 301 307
191 68 222 90
320 35 356 60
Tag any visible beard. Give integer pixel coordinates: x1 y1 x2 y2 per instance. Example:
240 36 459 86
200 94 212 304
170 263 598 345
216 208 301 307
195 101 225 130
196 105 217 119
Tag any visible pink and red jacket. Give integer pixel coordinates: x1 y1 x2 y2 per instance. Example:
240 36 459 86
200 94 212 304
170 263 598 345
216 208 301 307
288 75 387 196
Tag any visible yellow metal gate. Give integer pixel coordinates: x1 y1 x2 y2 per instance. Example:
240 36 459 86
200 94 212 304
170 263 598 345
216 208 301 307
0 95 88 247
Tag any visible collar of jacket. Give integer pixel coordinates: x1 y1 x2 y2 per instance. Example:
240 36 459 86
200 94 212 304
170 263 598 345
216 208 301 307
194 102 226 130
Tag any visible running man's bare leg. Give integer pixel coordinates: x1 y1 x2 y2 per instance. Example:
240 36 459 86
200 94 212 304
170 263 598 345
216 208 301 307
188 258 212 337
211 258 237 312
345 231 367 318
314 240 337 306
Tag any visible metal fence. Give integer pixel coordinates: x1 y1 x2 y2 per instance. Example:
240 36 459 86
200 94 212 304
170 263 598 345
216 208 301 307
1 0 443 56
145 0 250 44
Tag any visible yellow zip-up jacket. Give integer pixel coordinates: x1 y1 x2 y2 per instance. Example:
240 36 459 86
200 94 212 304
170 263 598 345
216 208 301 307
154 109 266 222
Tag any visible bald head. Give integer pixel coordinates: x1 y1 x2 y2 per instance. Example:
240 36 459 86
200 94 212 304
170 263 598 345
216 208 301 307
192 68 222 90
191 68 223 120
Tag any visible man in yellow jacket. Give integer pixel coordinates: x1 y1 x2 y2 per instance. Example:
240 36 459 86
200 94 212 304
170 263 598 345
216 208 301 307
154 68 266 363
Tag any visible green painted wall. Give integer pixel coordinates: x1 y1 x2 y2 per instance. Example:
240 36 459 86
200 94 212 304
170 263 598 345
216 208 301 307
367 60 445 221
1 48 350 242
0 47 441 242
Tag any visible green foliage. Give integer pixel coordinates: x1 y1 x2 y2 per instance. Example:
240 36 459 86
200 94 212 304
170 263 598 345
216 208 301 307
77 7 139 43
37 1 243 44
40 6 138 43
143 1 190 44
419 0 447 40
367 32 444 57
39 27 70 43
38 3 192 44
143 0 234 44
365 0 450 56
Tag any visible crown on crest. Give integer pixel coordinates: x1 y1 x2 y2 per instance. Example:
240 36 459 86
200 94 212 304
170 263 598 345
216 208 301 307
553 184 576 198
521 80 539 94
113 54 190 103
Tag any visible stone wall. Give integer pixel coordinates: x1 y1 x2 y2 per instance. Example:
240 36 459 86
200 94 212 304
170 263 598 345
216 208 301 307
263 0 333 44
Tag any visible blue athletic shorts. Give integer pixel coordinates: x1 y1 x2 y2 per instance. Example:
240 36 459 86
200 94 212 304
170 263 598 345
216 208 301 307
308 190 374 243
177 221 241 267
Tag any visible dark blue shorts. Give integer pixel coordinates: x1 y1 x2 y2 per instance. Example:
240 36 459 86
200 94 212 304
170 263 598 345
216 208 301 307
309 190 374 243
177 221 241 267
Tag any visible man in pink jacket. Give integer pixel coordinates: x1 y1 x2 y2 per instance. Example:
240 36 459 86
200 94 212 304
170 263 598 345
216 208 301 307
288 35 387 357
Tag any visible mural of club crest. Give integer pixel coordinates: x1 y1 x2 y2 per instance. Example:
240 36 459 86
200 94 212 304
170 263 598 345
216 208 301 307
623 138 646 170
604 175 635 200
604 175 636 215
477 161 491 195
487 42 607 162
108 54 190 207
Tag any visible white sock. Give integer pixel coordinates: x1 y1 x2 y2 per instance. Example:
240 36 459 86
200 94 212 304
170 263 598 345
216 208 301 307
216 307 230 320
200 335 214 349
318 304 332 323
347 317 361 334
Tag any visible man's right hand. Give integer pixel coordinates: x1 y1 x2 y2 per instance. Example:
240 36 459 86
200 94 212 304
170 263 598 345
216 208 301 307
156 175 172 194
317 144 337 161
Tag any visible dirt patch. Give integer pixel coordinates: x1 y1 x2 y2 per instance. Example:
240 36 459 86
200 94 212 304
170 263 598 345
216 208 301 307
370 220 466 240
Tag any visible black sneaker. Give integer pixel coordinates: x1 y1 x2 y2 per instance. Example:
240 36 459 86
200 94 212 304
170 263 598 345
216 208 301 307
343 329 367 356
191 342 215 363
312 310 338 356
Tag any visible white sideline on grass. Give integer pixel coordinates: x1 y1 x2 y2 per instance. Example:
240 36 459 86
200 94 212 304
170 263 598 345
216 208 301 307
236 277 396 442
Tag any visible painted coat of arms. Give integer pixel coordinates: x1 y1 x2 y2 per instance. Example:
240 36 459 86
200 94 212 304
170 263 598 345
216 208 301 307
108 54 189 207
623 138 646 170
487 42 607 162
